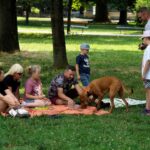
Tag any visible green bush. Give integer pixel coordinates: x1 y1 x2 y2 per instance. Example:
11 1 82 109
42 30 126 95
31 7 40 15
135 0 150 11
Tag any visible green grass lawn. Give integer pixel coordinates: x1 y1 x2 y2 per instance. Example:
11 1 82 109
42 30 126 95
0 17 149 150
17 17 143 35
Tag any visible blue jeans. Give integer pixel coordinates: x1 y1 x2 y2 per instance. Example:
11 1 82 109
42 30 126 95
80 73 90 86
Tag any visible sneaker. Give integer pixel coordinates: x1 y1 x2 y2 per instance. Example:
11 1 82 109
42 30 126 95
9 108 30 118
143 109 150 116
8 109 18 117
16 108 30 118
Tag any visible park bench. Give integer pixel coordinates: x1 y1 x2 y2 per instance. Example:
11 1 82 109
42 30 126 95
64 20 91 33
116 26 144 34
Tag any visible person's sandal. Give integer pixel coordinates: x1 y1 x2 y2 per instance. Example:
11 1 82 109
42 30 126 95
143 109 150 116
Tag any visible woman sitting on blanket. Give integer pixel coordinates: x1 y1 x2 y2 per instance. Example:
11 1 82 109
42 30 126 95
0 67 20 113
1 64 29 117
3 64 24 100
22 65 51 107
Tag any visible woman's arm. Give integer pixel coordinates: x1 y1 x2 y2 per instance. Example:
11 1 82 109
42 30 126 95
2 89 20 107
15 87 20 100
5 89 18 101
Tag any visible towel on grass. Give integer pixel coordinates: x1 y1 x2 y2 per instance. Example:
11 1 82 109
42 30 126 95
103 98 146 108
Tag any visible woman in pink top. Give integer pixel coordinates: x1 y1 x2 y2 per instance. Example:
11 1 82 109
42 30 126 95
22 65 51 107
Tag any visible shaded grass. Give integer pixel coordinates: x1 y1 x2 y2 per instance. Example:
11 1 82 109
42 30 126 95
0 25 147 150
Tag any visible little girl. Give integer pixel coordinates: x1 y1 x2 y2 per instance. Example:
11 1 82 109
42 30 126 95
22 65 51 107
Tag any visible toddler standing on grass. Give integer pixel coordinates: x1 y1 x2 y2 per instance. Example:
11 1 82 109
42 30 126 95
76 43 90 87
141 30 150 115
75 43 110 108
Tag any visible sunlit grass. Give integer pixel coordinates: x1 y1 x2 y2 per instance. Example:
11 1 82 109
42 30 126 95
0 18 147 150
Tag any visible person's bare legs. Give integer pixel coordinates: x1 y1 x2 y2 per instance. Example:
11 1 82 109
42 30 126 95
22 99 51 108
2 95 20 108
146 88 150 110
0 100 8 113
55 99 68 105
0 94 20 113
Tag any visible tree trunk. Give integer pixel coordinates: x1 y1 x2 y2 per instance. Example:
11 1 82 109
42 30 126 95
94 0 109 22
0 0 20 52
118 8 128 25
25 5 30 25
50 0 68 68
67 0 72 34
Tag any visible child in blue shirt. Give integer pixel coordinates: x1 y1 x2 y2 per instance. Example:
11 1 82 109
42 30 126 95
76 43 110 108
76 43 90 87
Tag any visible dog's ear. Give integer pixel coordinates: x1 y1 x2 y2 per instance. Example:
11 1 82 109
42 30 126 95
87 91 93 96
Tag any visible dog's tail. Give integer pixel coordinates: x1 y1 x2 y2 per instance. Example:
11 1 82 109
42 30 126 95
122 84 133 95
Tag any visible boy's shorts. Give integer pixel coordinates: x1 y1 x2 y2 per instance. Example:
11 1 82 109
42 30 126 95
80 73 90 87
143 80 150 88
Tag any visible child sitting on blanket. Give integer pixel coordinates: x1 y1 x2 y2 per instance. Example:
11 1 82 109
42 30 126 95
22 65 51 108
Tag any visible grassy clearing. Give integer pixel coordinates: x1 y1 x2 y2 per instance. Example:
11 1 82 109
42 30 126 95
17 17 143 35
0 18 148 150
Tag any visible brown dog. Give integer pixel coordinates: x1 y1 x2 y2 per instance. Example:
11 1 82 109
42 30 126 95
80 76 132 113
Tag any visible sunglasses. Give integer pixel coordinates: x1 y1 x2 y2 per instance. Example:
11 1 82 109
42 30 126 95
17 73 23 76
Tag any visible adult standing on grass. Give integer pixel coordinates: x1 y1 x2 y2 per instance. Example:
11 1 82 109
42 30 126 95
48 65 83 108
141 30 150 115
138 7 150 31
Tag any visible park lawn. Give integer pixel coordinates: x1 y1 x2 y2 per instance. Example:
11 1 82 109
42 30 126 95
17 17 142 35
0 27 149 149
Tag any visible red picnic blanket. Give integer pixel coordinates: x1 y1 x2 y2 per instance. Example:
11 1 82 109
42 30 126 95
28 105 110 117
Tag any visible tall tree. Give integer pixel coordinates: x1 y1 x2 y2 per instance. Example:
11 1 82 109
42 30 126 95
50 0 68 68
17 0 31 25
110 0 135 25
67 0 73 34
0 0 19 52
94 0 109 22
118 4 128 25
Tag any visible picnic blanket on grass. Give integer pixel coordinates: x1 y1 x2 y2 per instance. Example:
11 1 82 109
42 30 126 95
28 98 146 117
28 105 109 117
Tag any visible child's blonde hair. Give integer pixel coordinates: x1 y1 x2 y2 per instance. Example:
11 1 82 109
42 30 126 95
5 64 23 77
27 65 41 75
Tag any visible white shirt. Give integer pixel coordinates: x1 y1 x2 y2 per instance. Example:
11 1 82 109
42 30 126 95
145 19 150 31
142 45 150 79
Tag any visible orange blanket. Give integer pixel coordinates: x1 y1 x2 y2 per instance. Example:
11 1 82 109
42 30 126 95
28 105 109 117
